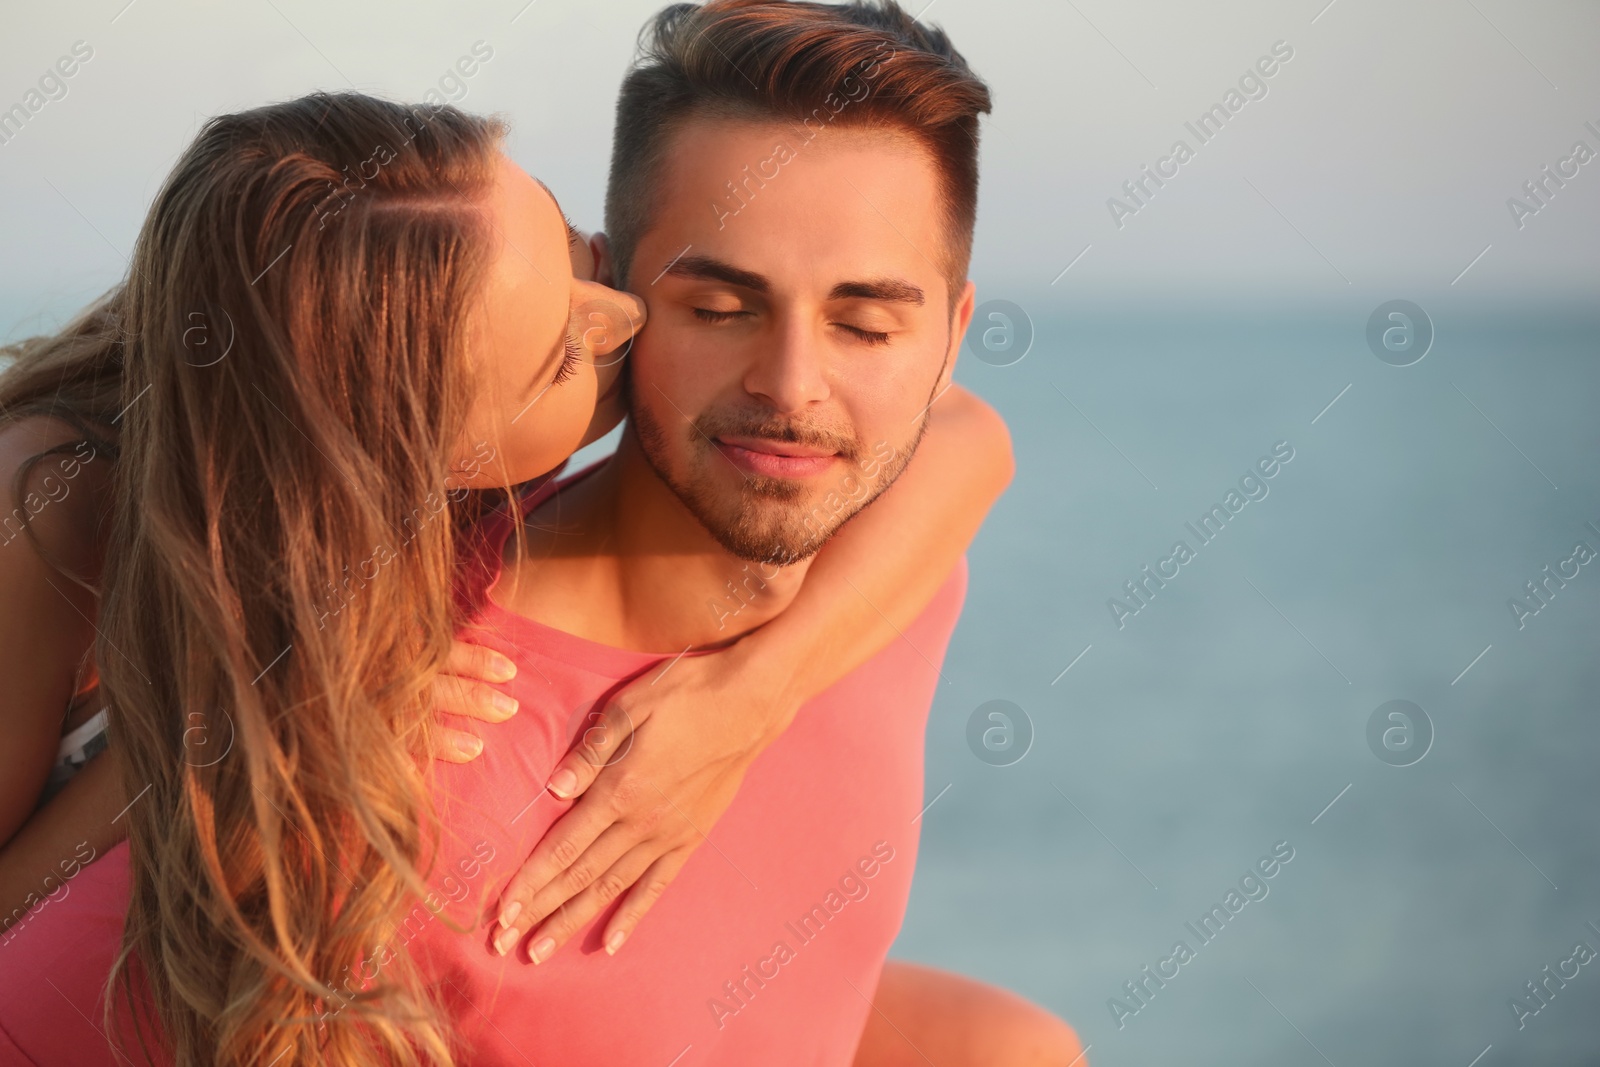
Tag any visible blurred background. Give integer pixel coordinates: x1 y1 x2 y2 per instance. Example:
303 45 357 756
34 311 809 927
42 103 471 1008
3 1 1597 1063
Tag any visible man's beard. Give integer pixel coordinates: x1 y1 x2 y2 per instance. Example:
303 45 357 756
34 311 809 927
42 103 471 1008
631 390 921 567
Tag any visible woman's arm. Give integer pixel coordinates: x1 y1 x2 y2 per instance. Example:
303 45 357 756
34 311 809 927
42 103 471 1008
0 408 522 928
0 753 121 932
488 383 1013 962
0 634 533 931
713 382 1014 730
0 419 103 854
0 418 113 930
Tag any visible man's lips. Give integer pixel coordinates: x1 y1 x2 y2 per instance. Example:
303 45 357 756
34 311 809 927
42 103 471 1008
712 434 840 478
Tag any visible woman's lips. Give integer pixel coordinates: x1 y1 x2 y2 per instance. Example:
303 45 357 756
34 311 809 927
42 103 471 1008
713 436 839 479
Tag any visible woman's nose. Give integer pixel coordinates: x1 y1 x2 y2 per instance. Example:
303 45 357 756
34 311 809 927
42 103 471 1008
571 279 645 361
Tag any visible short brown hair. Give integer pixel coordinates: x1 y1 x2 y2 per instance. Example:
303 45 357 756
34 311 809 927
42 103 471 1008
604 0 992 301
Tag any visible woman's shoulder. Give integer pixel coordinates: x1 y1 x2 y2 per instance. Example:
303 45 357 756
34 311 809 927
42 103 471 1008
0 417 108 848
0 415 95 456
0 416 111 583
0 414 111 508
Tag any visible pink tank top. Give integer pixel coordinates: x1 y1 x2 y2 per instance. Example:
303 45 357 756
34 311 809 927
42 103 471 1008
0 464 968 1066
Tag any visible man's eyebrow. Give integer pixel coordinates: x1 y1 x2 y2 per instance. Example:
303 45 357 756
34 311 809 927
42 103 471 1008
828 279 925 306
662 257 924 306
663 254 770 293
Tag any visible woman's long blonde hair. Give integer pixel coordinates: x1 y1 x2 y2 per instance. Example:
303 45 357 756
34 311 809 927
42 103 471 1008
5 92 507 1066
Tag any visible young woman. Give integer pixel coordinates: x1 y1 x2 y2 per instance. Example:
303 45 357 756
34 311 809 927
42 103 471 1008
0 337 536 929
0 92 1070 1065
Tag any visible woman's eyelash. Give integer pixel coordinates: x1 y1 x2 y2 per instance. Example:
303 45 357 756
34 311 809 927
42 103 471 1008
551 333 583 385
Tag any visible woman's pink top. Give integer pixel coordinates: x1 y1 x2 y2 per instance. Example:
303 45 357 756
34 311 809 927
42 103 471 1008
0 465 967 1065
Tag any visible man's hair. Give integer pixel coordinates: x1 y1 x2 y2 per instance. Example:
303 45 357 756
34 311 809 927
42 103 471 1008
604 0 992 301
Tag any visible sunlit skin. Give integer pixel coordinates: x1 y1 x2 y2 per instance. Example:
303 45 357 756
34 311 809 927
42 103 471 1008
453 155 642 488
433 153 642 757
485 119 980 966
495 122 1076 1063
624 119 976 571
0 125 1075 1067
497 119 976 650
0 156 647 933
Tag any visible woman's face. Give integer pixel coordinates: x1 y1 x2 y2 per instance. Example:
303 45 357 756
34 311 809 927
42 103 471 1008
453 154 643 486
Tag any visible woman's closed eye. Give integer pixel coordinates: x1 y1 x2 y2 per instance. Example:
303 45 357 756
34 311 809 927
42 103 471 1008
551 332 584 385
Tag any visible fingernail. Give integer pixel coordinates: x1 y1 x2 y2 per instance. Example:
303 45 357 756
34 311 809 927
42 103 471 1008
605 930 627 956
547 768 578 799
487 654 518 682
497 901 522 929
491 692 519 718
494 926 520 957
529 937 555 965
456 734 484 759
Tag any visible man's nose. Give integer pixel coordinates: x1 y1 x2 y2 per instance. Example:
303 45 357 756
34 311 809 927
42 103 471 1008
742 316 829 413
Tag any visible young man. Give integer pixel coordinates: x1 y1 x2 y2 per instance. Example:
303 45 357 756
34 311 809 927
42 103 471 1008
0 3 1080 1064
455 2 1081 1062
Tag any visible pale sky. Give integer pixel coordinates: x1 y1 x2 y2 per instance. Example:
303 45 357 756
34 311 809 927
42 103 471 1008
1 0 1595 336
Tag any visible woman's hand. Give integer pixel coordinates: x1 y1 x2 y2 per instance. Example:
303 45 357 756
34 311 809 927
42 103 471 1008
485 385 1012 963
429 636 520 762
487 642 795 962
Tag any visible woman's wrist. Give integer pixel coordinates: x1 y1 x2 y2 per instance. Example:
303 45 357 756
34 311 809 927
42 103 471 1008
712 627 809 743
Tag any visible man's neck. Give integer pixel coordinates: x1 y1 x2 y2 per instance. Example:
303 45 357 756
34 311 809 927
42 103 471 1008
496 427 810 653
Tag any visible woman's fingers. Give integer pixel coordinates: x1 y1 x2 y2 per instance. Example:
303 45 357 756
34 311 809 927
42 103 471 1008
428 725 485 763
431 674 519 723
597 850 692 957
490 806 638 948
544 699 639 800
431 638 517 725
446 638 518 684
517 844 680 964
425 640 514 763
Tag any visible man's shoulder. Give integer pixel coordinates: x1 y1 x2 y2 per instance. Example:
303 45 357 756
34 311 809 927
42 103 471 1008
818 555 968 704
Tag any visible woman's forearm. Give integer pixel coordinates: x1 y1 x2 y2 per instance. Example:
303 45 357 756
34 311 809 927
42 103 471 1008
0 753 124 933
735 384 1013 720
493 385 1012 952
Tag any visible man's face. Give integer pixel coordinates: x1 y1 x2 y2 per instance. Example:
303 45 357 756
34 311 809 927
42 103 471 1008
625 118 976 565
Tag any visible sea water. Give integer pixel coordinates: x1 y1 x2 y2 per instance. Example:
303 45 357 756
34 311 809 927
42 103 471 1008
901 293 1600 1065
6 291 1596 1063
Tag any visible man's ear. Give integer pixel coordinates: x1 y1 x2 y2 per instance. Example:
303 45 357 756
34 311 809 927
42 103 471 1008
590 232 618 288
936 279 978 394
